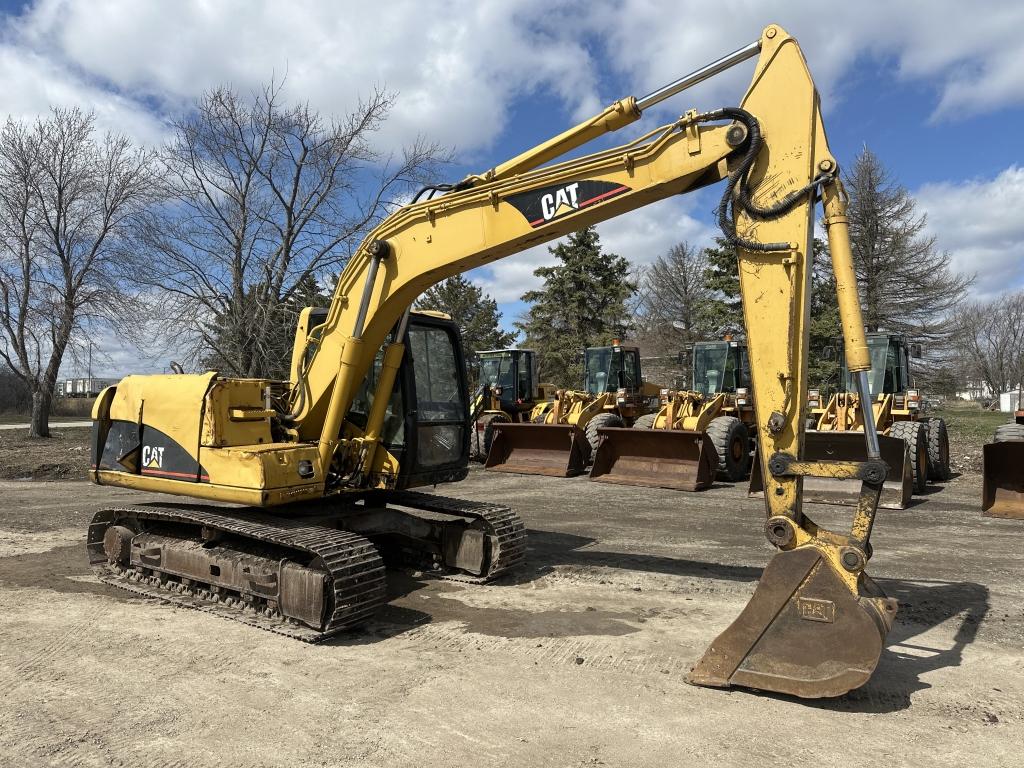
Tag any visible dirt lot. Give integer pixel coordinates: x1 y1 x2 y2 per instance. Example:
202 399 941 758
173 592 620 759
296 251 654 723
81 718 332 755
0 426 92 480
0 456 1022 768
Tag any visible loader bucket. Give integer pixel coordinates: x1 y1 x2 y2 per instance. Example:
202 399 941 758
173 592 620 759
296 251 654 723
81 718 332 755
688 546 898 698
982 441 1024 518
484 423 590 477
749 433 913 510
589 427 717 491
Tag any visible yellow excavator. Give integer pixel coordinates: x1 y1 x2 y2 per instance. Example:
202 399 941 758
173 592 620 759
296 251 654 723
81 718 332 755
88 25 897 699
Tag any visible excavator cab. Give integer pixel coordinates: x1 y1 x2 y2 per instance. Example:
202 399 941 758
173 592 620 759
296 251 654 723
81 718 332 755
298 309 472 490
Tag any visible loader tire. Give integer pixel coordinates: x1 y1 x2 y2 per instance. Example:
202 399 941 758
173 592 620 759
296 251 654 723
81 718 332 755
473 412 510 461
889 420 929 493
806 416 818 432
584 412 625 458
632 413 658 430
994 423 1024 442
707 416 751 482
925 417 951 481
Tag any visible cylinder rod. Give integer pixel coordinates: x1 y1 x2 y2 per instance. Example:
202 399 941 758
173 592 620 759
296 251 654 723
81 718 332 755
855 371 881 460
636 40 761 111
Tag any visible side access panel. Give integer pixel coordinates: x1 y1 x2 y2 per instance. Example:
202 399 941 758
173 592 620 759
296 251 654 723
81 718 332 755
983 441 1024 518
590 427 717 491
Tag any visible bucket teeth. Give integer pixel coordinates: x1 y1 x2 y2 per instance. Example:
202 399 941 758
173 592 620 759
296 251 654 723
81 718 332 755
688 546 897 698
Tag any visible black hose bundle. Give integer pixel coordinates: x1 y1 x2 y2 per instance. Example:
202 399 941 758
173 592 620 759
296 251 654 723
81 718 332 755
699 107 832 252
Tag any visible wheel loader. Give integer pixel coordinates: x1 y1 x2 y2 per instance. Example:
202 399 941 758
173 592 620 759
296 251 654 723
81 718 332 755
590 338 756 490
469 349 556 461
751 332 951 509
484 341 661 477
87 24 903 699
983 390 1024 518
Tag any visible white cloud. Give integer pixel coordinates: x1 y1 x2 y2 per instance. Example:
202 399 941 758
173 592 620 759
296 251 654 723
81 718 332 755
2 0 1022 158
916 166 1024 298
471 194 716 304
5 0 603 153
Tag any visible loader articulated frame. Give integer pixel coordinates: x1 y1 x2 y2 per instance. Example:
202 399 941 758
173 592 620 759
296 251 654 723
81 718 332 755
90 24 899 699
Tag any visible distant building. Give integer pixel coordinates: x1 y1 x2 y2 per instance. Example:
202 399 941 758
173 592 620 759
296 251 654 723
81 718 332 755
1000 388 1023 413
956 380 993 401
56 378 117 398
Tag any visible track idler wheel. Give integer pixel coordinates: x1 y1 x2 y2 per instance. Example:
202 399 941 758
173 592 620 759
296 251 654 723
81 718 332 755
688 546 897 698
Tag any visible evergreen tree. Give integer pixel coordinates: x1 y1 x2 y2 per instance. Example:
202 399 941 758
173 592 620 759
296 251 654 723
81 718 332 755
845 147 971 340
700 237 742 337
416 275 516 369
515 227 635 387
807 238 842 390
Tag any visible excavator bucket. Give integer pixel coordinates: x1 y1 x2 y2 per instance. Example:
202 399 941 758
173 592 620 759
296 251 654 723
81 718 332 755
982 441 1024 518
484 423 591 477
688 546 898 698
749 433 913 510
589 427 717 491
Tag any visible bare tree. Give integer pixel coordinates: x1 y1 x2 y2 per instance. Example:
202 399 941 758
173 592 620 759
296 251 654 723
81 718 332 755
955 291 1024 397
0 109 156 436
133 81 447 379
633 242 712 356
845 148 972 341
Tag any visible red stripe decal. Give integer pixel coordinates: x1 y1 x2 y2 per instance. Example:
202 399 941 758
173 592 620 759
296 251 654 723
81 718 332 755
579 185 630 208
141 467 208 481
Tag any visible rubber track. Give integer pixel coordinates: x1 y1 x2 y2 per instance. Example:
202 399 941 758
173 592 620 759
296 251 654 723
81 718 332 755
88 505 387 643
380 491 526 583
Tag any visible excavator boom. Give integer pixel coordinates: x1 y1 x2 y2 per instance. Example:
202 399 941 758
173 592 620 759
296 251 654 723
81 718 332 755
89 24 898 698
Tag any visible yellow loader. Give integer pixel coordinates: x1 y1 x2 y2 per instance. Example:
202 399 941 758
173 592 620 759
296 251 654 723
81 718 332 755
485 342 660 476
469 349 556 461
591 338 755 490
87 25 901 698
751 332 950 509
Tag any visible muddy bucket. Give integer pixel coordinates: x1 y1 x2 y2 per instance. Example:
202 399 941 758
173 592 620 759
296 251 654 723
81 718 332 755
749 433 912 510
589 427 717 491
484 423 590 477
688 545 897 698
982 441 1024 518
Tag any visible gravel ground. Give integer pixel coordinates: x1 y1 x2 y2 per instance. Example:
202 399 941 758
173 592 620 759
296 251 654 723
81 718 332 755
0 463 1021 767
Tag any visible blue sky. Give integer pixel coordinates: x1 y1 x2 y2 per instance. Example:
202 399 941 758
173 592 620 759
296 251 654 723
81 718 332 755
1 1 1021 376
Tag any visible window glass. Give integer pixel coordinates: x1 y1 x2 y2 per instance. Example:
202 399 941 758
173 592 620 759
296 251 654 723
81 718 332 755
408 326 465 421
622 350 639 389
347 336 405 446
517 354 531 400
692 343 730 395
479 353 515 391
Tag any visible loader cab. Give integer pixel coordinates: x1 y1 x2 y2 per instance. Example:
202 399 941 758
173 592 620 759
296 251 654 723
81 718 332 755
346 310 470 489
477 349 537 408
837 333 916 396
584 344 642 394
690 340 751 396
